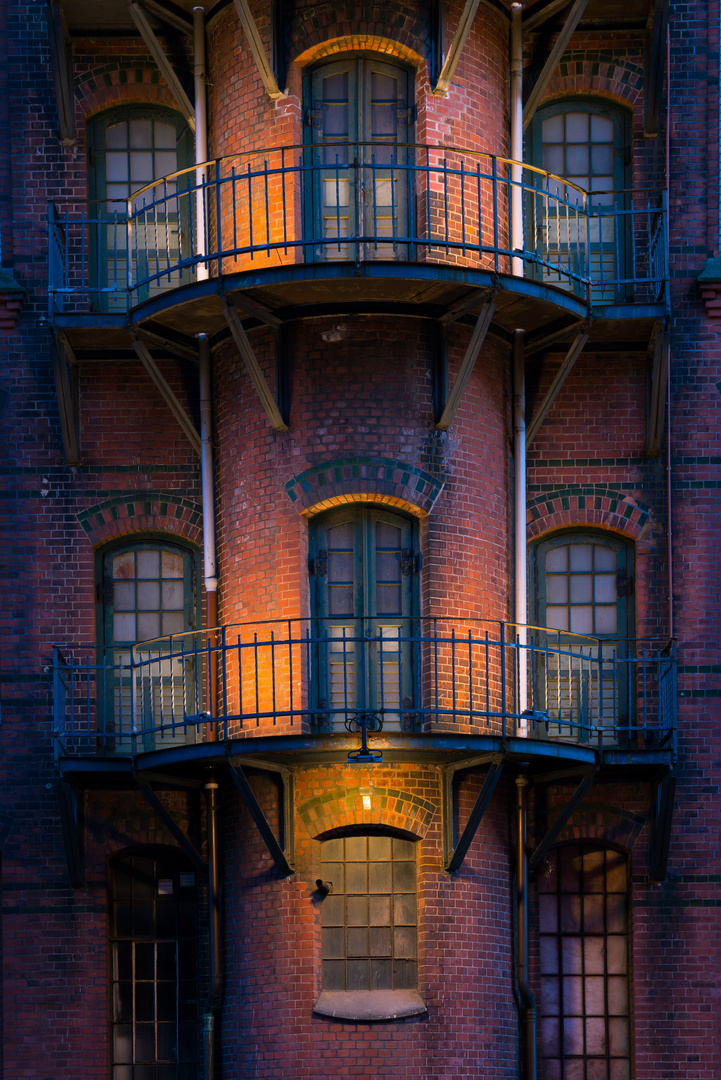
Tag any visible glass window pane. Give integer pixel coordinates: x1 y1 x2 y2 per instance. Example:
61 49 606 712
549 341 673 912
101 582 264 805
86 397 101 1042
347 927 368 956
570 574 592 603
565 112 589 141
376 551 401 582
114 613 136 642
393 926 416 958
130 119 153 149
594 574 617 603
542 115 564 141
594 606 618 634
137 613 161 640
106 122 128 149
162 551 184 578
590 114 614 141
570 606 593 635
546 575 568 603
546 546 568 571
322 927 344 958
114 582 136 612
162 581 184 610
113 552 136 580
393 892 416 925
546 606 569 631
130 151 154 184
543 145 565 174
369 926 392 956
584 936 605 974
162 612 185 636
368 835 391 860
328 586 354 615
154 121 177 149
155 151 177 179
369 894 391 925
591 143 613 174
107 152 130 182
328 551 352 582
368 862 391 893
137 550 160 579
567 145 589 175
137 581 160 610
569 544 593 571
346 862 367 893
322 959 345 990
594 545 617 571
345 835 366 861
376 584 401 614
347 895 368 925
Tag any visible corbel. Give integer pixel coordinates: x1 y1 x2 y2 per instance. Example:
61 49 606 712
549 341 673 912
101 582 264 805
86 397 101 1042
227 759 294 876
442 753 505 872
136 780 209 878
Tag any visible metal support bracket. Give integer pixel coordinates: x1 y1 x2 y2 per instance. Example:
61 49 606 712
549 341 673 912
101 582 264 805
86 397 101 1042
232 0 284 101
136 781 208 878
51 331 80 465
227 761 294 876
523 0 574 33
128 2 196 131
435 298 496 431
442 754 505 873
433 0 482 96
222 296 288 432
131 334 202 456
529 772 595 872
135 0 194 35
45 0 76 146
136 324 200 364
649 772 675 881
646 323 668 457
57 781 84 888
526 329 589 447
522 0 591 131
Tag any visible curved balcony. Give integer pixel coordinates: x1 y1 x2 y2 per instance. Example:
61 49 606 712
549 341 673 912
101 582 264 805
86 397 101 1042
48 144 668 336
53 619 676 770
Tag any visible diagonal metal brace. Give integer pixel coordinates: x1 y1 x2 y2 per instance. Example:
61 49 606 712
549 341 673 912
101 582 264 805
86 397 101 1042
529 772 595 872
227 763 294 876
649 772 675 882
57 781 84 888
444 756 505 873
137 782 208 878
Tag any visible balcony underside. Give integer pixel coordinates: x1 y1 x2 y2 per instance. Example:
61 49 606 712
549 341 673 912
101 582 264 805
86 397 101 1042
53 263 666 358
56 730 674 788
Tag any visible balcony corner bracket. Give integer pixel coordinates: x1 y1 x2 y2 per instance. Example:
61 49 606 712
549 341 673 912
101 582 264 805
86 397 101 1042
222 296 288 432
435 298 496 431
232 0 285 101
227 762 294 876
57 780 84 889
130 333 202 456
526 329 589 447
433 0 483 96
522 0 591 131
51 331 80 465
649 771 675 882
45 0 76 146
443 757 505 874
128 2 196 131
529 771 596 873
135 780 209 878
644 0 670 137
645 323 669 458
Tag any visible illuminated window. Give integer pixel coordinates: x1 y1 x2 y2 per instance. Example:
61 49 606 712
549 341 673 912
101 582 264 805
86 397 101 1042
538 844 631 1080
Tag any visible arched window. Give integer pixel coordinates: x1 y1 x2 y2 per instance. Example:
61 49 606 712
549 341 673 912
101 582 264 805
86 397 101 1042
304 57 414 260
527 99 631 302
530 531 634 742
314 831 425 1021
96 539 199 751
309 506 419 732
109 847 201 1078
538 844 631 1080
87 106 192 309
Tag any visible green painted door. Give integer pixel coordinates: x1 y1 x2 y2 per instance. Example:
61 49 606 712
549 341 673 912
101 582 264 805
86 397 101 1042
312 507 417 731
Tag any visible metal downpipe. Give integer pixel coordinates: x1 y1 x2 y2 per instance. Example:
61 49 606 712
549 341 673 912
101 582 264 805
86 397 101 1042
193 6 209 280
516 774 537 1080
513 330 528 729
204 771 222 1080
510 3 524 276
199 332 218 739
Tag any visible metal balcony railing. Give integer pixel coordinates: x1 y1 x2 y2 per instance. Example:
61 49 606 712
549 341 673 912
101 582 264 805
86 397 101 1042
53 619 677 760
47 144 669 319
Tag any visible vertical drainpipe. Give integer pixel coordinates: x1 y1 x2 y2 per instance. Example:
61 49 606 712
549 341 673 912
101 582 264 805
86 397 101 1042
665 25 674 641
513 331 528 729
510 3 524 277
204 770 222 1080
199 332 218 739
194 7 209 281
516 774 536 1080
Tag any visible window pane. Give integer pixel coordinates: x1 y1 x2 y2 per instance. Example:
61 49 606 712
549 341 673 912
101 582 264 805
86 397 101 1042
137 550 160 579
565 113 589 141
542 115 564 141
569 544 593 571
129 119 153 149
114 582 136 611
546 546 568 571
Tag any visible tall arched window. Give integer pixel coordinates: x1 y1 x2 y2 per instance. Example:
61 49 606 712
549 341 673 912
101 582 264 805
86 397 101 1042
87 106 192 309
528 100 631 302
538 844 631 1080
96 539 199 751
530 531 634 742
309 506 419 731
304 57 414 260
109 847 201 1078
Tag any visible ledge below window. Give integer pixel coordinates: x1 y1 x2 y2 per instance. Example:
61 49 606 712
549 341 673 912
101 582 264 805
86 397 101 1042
313 990 427 1022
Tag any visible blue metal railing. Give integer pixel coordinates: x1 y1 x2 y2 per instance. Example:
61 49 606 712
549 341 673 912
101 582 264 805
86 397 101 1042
47 144 669 318
52 620 677 758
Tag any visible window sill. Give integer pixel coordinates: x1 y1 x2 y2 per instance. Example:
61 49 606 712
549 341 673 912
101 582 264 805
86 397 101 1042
313 990 427 1022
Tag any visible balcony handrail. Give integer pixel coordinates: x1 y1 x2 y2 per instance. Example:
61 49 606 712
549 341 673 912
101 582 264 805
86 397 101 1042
47 143 669 318
53 620 677 759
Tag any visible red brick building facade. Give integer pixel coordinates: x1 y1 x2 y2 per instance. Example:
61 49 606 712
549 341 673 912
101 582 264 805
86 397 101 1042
1 1 718 1078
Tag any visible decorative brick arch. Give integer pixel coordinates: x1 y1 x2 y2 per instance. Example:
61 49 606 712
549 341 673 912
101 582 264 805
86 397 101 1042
297 779 436 839
526 486 652 542
284 456 444 517
74 64 181 120
293 34 425 71
77 492 203 548
538 800 646 852
539 57 643 112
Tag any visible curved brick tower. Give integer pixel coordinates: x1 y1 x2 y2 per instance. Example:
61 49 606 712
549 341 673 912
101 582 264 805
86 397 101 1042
2 1 717 1079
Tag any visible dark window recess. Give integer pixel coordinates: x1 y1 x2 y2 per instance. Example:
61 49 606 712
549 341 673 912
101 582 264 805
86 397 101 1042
538 844 631 1080
110 850 200 1080
320 834 417 992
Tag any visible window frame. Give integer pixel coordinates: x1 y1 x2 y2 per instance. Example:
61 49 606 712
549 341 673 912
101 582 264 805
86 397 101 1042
108 845 202 1079
313 828 426 1022
536 842 633 1080
527 98 632 303
86 105 193 310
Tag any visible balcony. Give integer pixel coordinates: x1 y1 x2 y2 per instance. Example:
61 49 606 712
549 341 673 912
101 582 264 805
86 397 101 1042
48 144 669 334
53 619 677 769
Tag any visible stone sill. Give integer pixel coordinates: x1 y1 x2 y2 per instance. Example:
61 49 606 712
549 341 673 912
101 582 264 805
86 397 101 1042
313 989 427 1022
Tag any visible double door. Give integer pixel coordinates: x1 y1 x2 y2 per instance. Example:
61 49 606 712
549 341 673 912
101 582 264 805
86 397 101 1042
312 508 417 731
306 58 413 260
